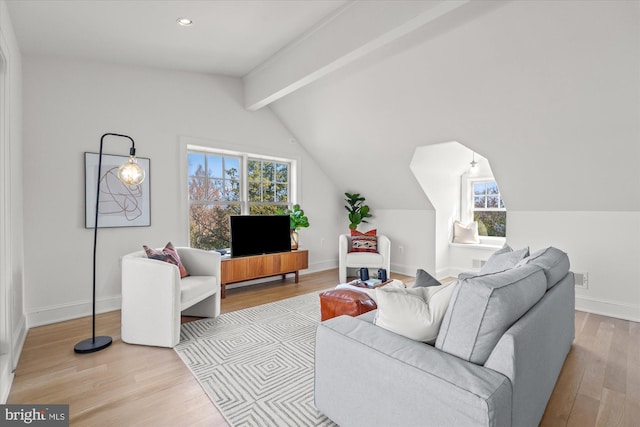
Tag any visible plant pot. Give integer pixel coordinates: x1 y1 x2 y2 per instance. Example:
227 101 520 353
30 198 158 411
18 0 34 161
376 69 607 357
290 230 299 250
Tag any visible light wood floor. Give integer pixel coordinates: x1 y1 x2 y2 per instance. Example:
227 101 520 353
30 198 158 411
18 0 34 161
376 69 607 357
7 269 640 426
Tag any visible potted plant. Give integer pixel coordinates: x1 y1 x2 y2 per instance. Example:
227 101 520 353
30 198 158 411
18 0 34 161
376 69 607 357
344 192 372 230
277 204 310 249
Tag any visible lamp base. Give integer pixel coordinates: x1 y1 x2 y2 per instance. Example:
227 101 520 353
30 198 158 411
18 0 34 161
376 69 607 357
74 336 112 354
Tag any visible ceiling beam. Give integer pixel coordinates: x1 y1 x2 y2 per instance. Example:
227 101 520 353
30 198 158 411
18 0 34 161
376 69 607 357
243 0 470 111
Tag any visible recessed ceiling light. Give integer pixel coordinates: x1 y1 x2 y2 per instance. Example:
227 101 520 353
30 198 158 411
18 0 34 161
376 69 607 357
177 18 193 27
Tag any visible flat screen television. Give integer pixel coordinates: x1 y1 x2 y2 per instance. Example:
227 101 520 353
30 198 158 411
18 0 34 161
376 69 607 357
229 215 291 257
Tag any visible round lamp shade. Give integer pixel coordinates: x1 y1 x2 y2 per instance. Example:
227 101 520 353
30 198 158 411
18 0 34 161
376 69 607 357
118 157 145 185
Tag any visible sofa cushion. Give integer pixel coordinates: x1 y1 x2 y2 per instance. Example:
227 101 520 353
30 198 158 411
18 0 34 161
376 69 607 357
180 276 219 310
374 281 457 344
413 269 441 288
350 229 378 253
435 264 546 365
344 251 384 267
516 246 570 289
452 220 479 244
456 245 528 280
479 245 529 275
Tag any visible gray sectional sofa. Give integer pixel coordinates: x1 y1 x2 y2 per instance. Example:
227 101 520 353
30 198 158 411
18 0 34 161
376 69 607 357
315 247 574 427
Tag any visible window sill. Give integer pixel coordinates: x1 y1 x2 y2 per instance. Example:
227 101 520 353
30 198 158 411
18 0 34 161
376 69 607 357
449 240 504 250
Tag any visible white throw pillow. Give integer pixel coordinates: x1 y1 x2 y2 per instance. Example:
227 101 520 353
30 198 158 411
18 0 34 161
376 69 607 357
452 221 480 244
374 281 458 344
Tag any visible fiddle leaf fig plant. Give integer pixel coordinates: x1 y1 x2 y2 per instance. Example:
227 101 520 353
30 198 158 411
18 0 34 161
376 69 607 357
277 204 310 231
344 192 372 230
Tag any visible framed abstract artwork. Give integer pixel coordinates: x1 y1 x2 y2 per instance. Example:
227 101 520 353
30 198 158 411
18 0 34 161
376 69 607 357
84 152 151 228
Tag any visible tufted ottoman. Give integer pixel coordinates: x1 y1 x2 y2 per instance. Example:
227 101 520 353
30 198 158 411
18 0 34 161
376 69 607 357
319 289 378 321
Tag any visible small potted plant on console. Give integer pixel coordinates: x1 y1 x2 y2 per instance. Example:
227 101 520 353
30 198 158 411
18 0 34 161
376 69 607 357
277 204 310 249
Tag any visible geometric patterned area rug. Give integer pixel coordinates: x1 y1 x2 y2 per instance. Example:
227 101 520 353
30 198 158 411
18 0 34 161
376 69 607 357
175 291 338 427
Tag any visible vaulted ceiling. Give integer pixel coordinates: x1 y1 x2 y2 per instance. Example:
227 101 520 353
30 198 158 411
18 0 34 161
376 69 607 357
8 0 640 212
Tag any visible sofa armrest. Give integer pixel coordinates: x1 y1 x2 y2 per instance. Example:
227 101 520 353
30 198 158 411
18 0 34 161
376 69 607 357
377 234 390 257
315 316 512 427
177 247 221 277
377 234 391 272
339 234 349 260
484 273 575 427
121 256 181 347
122 255 181 290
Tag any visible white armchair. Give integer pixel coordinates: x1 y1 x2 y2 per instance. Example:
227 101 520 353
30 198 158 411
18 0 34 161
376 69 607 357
338 234 391 283
121 247 221 348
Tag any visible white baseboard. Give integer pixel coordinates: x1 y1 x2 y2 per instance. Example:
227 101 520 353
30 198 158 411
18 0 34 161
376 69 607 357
431 271 640 322
12 314 27 371
27 296 122 328
390 262 418 277
29 268 637 332
0 354 13 405
436 268 456 280
305 259 338 274
575 295 640 322
27 261 339 326
0 355 13 403
1 315 25 403
436 266 476 280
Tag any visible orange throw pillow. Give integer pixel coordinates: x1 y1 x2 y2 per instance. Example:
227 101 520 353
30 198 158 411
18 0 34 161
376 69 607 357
350 229 378 253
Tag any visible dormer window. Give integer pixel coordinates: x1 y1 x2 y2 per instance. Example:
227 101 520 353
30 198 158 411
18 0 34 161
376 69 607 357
471 180 506 237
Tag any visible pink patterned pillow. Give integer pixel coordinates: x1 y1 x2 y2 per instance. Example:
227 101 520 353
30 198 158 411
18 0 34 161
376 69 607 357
143 242 189 278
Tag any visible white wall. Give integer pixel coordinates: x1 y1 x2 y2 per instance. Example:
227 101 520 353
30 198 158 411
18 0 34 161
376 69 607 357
21 56 342 327
367 209 435 277
508 212 640 322
0 0 25 402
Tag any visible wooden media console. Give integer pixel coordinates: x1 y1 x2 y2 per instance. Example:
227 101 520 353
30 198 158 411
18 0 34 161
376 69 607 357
220 249 309 298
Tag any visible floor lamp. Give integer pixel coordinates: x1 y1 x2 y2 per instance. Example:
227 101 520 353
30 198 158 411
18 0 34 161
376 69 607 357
74 133 146 354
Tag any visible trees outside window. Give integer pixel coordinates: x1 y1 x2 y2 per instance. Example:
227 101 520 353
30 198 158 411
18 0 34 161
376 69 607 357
188 150 292 250
248 159 289 215
472 180 506 237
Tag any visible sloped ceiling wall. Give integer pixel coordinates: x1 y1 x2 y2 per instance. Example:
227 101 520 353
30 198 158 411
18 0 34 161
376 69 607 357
270 0 639 212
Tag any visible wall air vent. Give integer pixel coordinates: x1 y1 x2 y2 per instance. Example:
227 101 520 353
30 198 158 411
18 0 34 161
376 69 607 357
472 259 486 269
574 272 589 289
